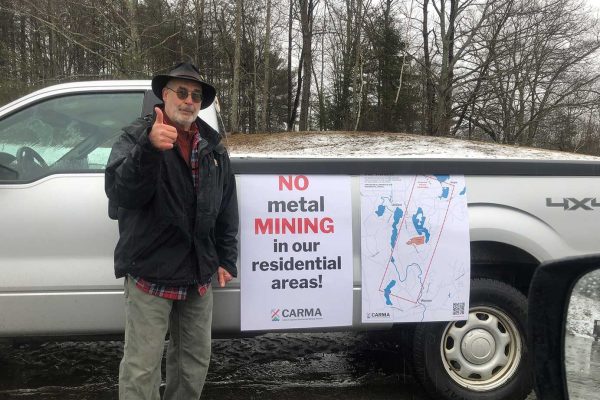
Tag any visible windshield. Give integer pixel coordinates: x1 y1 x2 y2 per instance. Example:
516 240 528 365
0 92 143 181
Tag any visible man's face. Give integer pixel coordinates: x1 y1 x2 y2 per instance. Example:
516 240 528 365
162 78 202 129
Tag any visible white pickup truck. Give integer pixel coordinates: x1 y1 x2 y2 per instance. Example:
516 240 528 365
1 81 599 400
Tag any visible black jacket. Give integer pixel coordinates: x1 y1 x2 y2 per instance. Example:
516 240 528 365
105 111 238 285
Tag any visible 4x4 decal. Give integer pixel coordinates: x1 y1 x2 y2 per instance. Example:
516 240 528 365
546 198 600 210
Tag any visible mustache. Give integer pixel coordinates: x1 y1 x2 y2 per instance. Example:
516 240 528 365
178 106 195 113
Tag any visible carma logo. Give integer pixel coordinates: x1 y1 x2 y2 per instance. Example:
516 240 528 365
366 312 391 319
282 308 322 318
271 307 324 321
271 309 281 322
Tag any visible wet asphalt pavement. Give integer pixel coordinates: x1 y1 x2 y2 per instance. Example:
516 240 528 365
0 331 429 400
5 332 600 400
565 335 600 400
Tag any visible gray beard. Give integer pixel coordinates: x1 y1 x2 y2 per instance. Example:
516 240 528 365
171 112 197 129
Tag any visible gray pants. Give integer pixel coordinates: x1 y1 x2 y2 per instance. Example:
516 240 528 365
119 277 213 400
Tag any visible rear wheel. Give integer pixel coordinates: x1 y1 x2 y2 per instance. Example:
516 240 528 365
413 278 532 400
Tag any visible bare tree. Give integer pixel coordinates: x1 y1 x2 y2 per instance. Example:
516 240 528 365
299 0 318 131
325 0 364 130
464 0 600 145
230 0 243 132
418 0 498 135
1 0 600 154
286 0 295 131
260 0 272 131
421 0 435 134
193 0 205 71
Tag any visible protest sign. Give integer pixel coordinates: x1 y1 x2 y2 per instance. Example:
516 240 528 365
239 175 353 330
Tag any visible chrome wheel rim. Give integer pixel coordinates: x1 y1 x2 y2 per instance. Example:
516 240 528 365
440 306 522 391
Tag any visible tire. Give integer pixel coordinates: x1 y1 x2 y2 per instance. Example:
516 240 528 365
412 278 532 400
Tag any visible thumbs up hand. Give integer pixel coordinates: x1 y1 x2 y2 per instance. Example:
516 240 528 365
148 107 178 151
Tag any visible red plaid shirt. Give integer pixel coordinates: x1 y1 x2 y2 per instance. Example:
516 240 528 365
132 112 208 300
130 276 210 300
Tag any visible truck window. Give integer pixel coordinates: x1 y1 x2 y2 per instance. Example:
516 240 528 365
0 92 143 182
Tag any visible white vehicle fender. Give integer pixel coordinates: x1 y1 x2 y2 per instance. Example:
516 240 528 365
468 203 572 263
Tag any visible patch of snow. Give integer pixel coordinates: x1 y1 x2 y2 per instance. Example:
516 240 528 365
226 132 600 161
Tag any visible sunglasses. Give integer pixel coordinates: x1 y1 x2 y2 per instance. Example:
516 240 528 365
166 86 203 103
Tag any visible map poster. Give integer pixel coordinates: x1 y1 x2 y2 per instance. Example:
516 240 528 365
239 175 353 331
360 175 470 323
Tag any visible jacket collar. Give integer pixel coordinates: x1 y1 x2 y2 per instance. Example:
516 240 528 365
194 115 224 153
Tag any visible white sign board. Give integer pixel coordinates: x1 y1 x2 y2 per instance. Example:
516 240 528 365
239 175 353 331
360 175 470 323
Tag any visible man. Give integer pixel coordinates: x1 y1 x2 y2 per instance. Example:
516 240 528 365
105 62 239 400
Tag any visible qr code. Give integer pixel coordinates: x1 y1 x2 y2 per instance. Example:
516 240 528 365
453 302 465 315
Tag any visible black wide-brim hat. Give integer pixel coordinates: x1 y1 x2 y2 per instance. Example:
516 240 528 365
151 62 217 110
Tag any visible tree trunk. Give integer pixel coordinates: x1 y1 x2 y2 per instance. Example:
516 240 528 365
194 0 205 72
230 0 242 133
19 15 27 84
299 0 314 131
125 0 140 78
290 52 304 130
433 0 456 136
287 0 294 131
352 0 362 130
422 0 434 135
342 0 353 130
260 0 272 131
319 12 326 130
250 29 257 133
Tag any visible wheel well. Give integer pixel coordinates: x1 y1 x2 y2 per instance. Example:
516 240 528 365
470 241 539 296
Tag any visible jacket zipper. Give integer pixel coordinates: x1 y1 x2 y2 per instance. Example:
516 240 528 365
171 140 198 281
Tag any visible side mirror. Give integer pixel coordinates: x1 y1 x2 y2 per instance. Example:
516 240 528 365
528 255 600 400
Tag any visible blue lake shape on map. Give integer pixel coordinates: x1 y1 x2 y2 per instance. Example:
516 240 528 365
434 175 451 199
439 187 450 199
460 186 466 195
390 207 404 248
375 204 386 217
384 280 396 305
412 207 431 243
434 175 450 183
